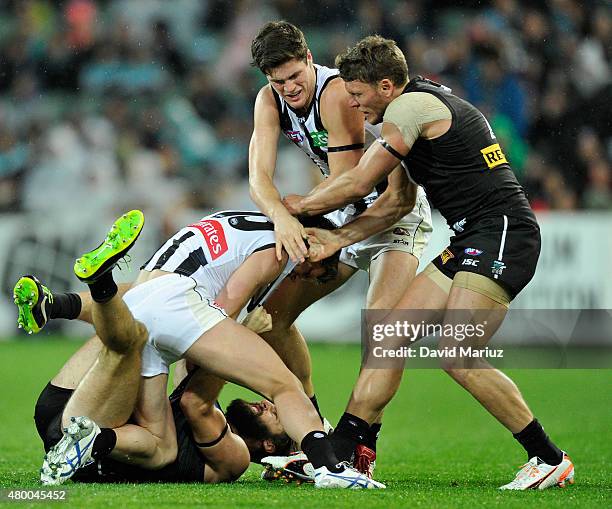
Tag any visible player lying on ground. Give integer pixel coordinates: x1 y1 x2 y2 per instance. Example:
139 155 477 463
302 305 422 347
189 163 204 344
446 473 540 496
283 36 574 491
249 21 433 474
15 210 383 489
34 343 257 483
22 211 255 484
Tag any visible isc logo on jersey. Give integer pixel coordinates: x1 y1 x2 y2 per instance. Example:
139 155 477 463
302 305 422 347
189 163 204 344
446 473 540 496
189 220 228 260
481 143 508 169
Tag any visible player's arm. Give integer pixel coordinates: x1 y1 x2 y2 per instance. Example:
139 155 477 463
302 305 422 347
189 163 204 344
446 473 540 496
287 79 364 215
249 86 308 263
285 121 410 216
214 248 285 319
306 167 416 261
179 370 250 483
315 78 365 182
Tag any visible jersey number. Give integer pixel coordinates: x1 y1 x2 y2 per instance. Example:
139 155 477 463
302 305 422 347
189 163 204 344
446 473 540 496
211 211 274 232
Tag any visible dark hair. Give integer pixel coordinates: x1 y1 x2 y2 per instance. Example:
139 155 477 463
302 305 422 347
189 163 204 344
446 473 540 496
335 35 408 86
251 21 308 75
297 215 340 283
225 399 293 463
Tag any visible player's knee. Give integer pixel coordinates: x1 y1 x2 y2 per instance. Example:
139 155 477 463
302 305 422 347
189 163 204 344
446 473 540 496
132 320 148 348
111 321 148 355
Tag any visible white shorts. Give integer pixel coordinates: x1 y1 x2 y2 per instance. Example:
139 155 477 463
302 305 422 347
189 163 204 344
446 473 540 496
338 189 433 271
123 273 228 377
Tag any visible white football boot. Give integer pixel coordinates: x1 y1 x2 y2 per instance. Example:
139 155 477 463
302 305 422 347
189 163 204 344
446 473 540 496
314 464 386 489
41 416 101 485
322 417 334 434
499 452 574 490
261 452 316 483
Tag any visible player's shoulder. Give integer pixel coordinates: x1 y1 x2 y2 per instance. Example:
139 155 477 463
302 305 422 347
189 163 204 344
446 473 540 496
384 92 434 121
319 75 352 119
320 74 348 100
255 84 277 105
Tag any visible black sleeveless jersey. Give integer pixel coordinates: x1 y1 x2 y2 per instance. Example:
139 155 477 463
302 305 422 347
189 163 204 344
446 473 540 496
394 77 535 227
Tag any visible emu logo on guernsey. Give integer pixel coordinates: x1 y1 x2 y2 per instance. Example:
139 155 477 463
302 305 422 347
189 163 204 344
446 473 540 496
481 143 508 169
189 220 228 260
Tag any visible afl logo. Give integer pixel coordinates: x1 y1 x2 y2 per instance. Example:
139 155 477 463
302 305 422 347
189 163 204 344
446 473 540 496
464 248 483 256
285 130 304 143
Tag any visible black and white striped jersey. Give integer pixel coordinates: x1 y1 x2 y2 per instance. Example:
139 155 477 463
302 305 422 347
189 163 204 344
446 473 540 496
271 63 382 226
142 211 277 299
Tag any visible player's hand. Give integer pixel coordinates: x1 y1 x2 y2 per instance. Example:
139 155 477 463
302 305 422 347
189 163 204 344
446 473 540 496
282 194 305 215
241 305 272 334
274 213 308 263
305 227 342 262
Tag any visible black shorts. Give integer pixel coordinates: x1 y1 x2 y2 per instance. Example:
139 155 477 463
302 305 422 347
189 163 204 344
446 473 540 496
432 214 541 299
33 383 205 483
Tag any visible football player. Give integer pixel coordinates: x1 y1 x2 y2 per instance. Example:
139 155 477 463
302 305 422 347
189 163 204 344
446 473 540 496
249 21 433 474
15 210 384 489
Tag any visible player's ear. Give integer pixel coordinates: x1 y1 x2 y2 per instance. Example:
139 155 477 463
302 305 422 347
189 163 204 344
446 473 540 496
262 439 276 454
379 78 394 96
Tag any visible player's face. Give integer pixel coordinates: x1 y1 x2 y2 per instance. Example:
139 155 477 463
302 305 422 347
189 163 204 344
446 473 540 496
345 80 388 124
292 260 327 280
267 56 315 112
248 399 284 436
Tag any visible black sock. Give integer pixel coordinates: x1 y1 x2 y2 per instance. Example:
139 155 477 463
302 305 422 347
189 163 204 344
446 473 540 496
91 428 117 460
513 419 563 465
47 293 82 320
88 272 118 303
330 412 370 462
368 423 382 452
309 395 323 422
300 431 342 472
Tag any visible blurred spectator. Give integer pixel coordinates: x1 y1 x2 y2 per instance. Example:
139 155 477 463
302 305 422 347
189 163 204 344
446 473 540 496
0 0 609 223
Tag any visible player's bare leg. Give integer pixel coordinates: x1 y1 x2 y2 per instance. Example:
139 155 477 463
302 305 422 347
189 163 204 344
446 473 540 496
261 263 355 398
349 250 419 474
71 283 133 325
117 374 177 468
186 319 327 442
41 211 173 484
331 267 450 463
438 282 533 432
47 332 176 470
184 317 384 488
439 275 571 489
62 210 147 428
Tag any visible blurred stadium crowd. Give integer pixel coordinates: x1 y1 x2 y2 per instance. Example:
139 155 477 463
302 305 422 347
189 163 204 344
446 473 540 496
0 0 610 235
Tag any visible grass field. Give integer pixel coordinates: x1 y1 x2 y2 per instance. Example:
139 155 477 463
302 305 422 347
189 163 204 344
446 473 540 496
0 338 610 508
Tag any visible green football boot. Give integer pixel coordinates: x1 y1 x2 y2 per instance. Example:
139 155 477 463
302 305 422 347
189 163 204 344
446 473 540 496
13 275 53 334
74 210 144 283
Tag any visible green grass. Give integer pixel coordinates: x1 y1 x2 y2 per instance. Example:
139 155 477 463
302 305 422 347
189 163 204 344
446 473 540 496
0 338 610 508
